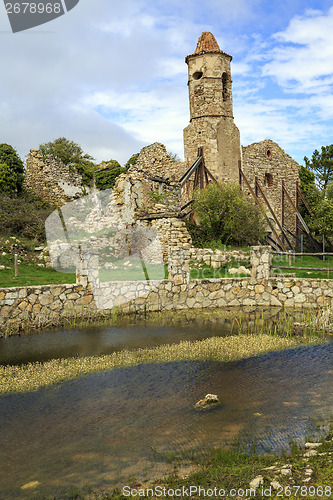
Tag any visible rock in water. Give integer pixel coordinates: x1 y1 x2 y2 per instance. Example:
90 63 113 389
194 393 220 410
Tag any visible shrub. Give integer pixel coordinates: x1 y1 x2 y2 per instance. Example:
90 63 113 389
0 144 25 192
0 163 17 193
0 191 54 241
71 161 96 186
189 182 266 247
124 153 139 170
95 166 126 191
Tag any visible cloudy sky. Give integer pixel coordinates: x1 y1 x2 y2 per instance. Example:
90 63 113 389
1 0 333 166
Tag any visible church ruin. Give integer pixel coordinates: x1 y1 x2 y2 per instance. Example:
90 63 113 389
182 32 304 251
24 31 315 253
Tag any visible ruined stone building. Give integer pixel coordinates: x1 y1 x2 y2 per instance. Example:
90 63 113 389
25 31 304 253
24 149 95 207
183 32 301 248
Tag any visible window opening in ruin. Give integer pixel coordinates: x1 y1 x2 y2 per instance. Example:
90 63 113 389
266 149 272 159
193 71 203 80
222 73 228 101
265 173 273 188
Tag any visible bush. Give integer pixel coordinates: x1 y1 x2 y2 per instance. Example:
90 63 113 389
95 166 126 191
0 191 54 241
71 161 96 186
0 163 17 193
125 153 139 170
0 144 25 192
189 182 266 247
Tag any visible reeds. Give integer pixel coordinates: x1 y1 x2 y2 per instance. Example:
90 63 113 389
0 330 325 396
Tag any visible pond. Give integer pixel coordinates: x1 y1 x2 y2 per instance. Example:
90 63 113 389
0 309 332 498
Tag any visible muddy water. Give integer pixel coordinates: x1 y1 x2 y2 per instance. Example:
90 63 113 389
0 311 332 498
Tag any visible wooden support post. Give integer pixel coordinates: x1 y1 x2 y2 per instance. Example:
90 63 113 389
282 180 285 246
296 180 299 240
14 253 18 277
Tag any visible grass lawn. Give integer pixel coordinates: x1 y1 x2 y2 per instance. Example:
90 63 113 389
99 259 168 282
190 260 250 279
0 265 76 288
272 254 333 279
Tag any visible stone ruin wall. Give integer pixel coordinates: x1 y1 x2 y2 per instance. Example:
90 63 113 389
112 143 192 261
24 149 94 208
242 140 300 236
41 143 192 273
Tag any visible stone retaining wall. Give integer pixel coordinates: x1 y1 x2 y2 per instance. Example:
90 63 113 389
0 247 332 336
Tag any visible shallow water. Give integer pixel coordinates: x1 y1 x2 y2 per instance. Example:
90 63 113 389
0 311 332 498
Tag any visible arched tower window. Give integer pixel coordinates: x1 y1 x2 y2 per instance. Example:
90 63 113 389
193 71 203 80
222 72 228 102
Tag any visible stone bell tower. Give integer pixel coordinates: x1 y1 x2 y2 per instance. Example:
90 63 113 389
183 32 241 183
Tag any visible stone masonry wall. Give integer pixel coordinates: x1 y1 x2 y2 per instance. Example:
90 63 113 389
1 246 332 336
242 140 300 235
24 149 93 208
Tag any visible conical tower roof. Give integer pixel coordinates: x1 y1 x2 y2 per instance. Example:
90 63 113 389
185 32 232 63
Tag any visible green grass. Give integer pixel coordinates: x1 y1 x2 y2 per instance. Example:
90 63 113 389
190 260 250 279
272 254 333 279
99 260 168 282
0 331 325 395
0 265 76 288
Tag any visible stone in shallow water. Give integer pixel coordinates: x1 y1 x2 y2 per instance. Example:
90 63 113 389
21 481 40 490
194 393 220 409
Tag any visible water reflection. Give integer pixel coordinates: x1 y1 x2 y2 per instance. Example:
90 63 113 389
0 342 333 498
0 307 285 366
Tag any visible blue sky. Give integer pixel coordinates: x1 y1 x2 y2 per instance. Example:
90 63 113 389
0 0 333 166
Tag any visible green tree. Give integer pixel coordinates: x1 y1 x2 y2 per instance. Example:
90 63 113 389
0 143 25 192
95 154 139 191
39 137 94 166
95 165 126 191
0 163 17 193
308 198 333 237
304 145 333 193
299 163 333 237
298 165 322 220
124 153 139 171
189 182 266 246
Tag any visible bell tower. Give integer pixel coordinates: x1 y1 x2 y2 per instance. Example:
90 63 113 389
183 32 241 183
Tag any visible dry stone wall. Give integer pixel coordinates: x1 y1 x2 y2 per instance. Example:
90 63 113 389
1 246 332 336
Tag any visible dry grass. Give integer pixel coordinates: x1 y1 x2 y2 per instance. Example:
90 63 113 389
0 333 324 395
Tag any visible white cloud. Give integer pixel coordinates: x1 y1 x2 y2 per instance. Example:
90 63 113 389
262 6 333 93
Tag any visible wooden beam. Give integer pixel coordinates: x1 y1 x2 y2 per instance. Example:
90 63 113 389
239 169 287 252
255 179 293 250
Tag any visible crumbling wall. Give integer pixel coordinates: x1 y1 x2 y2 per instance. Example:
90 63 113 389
242 140 300 235
112 143 192 259
24 149 93 207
